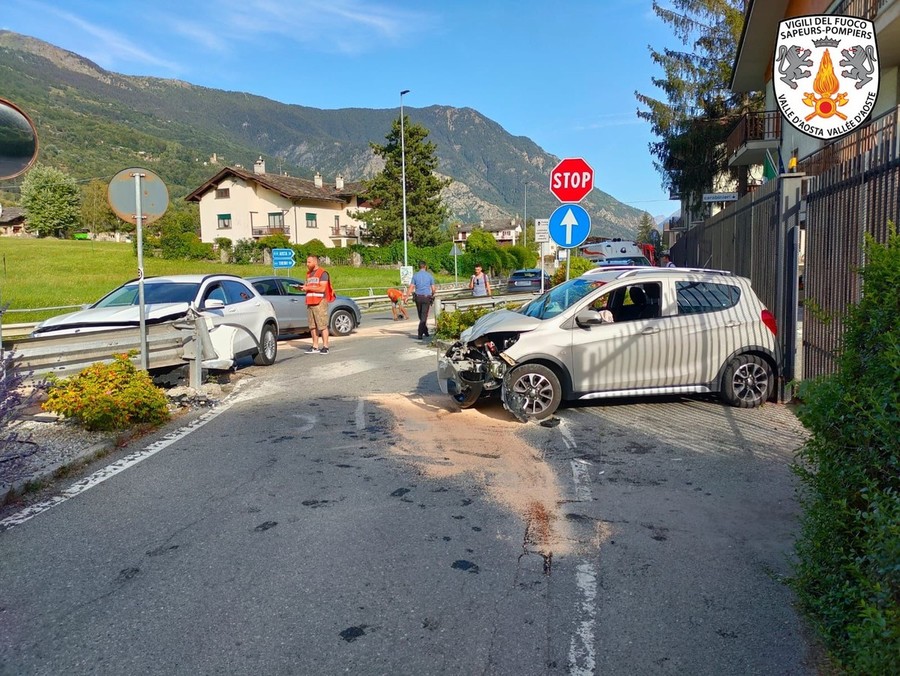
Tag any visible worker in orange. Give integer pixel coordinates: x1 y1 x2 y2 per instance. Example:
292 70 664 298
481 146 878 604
304 254 335 355
386 287 410 321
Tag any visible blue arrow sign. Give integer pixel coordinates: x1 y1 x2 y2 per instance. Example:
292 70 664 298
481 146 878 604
548 204 591 248
272 248 295 260
272 258 296 269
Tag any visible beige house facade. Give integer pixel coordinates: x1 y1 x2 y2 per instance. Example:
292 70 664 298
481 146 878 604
186 158 368 248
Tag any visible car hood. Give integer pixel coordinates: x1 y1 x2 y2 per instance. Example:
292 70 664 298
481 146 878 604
460 309 542 343
33 303 190 334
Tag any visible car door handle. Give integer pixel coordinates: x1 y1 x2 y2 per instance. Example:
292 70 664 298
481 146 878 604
641 327 660 335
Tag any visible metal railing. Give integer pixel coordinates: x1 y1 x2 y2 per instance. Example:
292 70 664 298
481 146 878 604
798 105 899 178
833 0 892 20
726 111 781 160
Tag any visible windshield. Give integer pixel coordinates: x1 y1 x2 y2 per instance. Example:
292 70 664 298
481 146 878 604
518 278 606 320
94 282 200 308
595 256 651 266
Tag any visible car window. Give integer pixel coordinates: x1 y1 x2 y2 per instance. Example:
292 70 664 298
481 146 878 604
94 282 199 307
610 283 661 321
222 280 255 305
519 278 606 319
512 271 542 279
203 283 227 305
252 280 281 297
595 256 651 267
676 281 741 315
279 279 305 296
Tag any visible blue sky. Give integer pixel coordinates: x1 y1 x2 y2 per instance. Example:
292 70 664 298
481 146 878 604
3 0 682 219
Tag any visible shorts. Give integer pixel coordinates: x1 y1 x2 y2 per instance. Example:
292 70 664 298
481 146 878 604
307 302 329 330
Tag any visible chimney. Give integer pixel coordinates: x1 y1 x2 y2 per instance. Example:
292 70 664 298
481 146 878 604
314 172 323 188
335 174 344 190
253 156 265 175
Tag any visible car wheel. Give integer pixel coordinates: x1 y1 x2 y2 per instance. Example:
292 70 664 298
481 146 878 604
449 382 481 409
253 323 278 366
505 364 562 421
330 309 355 336
721 355 773 408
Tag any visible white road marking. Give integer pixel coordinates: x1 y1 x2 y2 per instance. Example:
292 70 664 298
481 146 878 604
396 347 437 361
1 400 238 533
568 562 599 675
355 399 366 431
560 419 576 450
570 461 592 502
292 413 318 433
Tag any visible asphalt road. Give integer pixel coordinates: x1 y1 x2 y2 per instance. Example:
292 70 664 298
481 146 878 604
0 315 821 675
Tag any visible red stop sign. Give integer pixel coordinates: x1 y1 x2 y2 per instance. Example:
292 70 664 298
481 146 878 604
550 157 594 202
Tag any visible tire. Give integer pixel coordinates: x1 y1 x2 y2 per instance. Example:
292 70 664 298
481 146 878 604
505 364 562 421
721 354 773 408
330 309 356 336
253 323 278 366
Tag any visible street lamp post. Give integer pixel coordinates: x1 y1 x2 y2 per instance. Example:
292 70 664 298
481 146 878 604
400 89 410 267
523 180 527 247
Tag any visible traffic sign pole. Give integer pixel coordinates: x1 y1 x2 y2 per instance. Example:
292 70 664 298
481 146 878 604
133 172 148 371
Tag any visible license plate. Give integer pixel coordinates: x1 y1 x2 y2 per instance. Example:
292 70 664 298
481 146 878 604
515 281 531 286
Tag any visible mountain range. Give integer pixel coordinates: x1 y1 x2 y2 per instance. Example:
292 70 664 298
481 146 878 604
0 30 646 239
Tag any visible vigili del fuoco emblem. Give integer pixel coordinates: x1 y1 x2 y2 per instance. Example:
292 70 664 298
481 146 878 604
774 14 879 139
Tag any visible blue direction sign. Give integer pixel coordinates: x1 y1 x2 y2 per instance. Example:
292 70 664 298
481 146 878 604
271 248 295 269
548 204 591 249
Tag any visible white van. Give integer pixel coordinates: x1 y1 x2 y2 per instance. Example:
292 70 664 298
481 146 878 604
581 240 650 266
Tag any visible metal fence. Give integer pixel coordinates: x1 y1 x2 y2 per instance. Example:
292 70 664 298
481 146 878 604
800 106 900 379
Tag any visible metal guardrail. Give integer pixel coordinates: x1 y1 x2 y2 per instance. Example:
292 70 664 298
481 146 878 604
9 323 187 382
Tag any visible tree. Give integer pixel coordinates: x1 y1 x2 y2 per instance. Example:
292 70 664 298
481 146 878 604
636 213 657 244
20 164 81 237
80 179 118 237
355 116 451 247
635 1 761 217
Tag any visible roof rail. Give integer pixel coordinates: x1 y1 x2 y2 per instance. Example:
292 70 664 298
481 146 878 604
615 267 734 278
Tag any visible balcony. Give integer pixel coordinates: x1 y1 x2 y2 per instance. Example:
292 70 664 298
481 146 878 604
727 111 782 167
330 225 359 240
798 104 899 176
251 226 287 238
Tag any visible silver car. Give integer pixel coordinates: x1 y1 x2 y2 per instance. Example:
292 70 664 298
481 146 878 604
438 267 780 421
247 276 362 336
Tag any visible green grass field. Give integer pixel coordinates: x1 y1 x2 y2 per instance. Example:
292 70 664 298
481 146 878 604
0 239 451 323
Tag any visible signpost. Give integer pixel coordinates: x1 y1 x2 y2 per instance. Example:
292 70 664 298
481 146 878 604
550 157 594 203
548 204 591 281
108 167 169 370
271 248 296 270
449 243 463 285
534 218 550 292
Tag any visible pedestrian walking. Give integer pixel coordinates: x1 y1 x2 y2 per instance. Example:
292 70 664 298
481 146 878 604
304 254 335 354
408 260 436 339
661 252 676 268
469 264 491 297
386 287 410 321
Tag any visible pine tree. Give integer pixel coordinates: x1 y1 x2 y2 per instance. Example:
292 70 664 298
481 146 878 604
20 164 81 238
636 212 657 244
355 116 451 247
635 1 761 217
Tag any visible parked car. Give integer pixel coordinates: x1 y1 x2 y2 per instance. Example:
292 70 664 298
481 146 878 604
593 255 652 267
505 268 553 294
32 274 279 365
438 267 779 420
247 276 362 336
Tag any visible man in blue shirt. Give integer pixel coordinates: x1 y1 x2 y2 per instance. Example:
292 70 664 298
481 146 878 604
408 260 436 339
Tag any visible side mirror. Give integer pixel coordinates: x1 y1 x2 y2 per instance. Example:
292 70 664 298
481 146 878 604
203 299 225 310
575 310 607 327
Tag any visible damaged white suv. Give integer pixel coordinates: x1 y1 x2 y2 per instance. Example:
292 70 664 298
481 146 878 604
437 267 780 421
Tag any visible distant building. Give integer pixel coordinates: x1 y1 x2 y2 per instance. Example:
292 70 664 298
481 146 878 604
455 218 522 247
0 206 26 237
185 157 369 247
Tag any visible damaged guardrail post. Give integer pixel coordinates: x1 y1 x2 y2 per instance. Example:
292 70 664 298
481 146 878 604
174 305 219 389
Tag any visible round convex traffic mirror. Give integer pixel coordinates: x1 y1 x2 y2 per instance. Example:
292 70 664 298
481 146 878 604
0 98 39 180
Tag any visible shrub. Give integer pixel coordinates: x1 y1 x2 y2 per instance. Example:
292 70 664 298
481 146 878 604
551 256 594 285
232 238 262 264
436 305 503 340
258 234 291 251
42 354 170 432
791 226 900 674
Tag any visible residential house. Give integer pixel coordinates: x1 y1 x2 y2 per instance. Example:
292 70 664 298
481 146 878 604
186 158 368 248
0 206 26 236
455 218 522 247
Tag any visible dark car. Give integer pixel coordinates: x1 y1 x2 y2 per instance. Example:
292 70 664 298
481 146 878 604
247 276 362 336
505 269 552 294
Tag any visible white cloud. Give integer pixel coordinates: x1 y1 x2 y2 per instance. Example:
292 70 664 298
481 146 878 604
35 2 181 72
